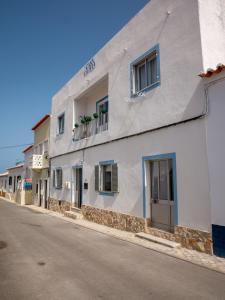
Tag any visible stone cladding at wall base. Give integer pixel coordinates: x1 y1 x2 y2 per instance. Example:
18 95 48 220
81 205 213 254
48 198 71 214
174 226 212 255
82 205 145 233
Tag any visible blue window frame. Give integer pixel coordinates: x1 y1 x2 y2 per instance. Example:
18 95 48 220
58 113 65 135
96 96 108 133
130 44 160 97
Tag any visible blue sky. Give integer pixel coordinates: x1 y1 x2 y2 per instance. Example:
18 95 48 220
0 0 149 172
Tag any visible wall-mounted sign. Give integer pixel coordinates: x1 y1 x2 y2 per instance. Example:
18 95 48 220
84 58 95 77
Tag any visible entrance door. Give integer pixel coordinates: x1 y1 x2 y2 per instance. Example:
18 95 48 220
74 168 82 209
44 179 48 208
39 180 42 207
150 159 174 232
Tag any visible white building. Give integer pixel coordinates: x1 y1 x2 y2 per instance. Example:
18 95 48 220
49 0 225 255
0 172 8 197
31 115 50 208
200 64 225 257
6 164 24 203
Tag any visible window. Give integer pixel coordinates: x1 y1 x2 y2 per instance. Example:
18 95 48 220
131 44 160 96
95 162 118 193
43 140 48 153
8 176 12 186
53 168 63 189
150 159 173 201
96 97 108 132
58 113 65 135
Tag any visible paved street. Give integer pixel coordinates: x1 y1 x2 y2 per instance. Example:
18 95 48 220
0 199 225 300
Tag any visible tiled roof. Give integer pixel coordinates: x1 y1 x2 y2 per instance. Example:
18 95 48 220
23 145 33 153
199 64 225 78
32 114 50 131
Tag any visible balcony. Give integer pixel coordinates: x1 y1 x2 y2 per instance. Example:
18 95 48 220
73 114 108 141
32 154 49 170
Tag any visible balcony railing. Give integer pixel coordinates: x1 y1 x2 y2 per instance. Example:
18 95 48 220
32 154 49 170
73 116 108 141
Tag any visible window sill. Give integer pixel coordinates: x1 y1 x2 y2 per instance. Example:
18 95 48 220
99 191 115 196
131 81 160 98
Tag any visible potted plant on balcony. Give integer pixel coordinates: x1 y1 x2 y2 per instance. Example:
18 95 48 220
93 112 98 119
72 123 79 133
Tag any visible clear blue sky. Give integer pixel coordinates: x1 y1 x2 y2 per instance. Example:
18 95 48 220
0 0 149 172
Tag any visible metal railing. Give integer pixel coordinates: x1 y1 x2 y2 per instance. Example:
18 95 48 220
73 116 108 141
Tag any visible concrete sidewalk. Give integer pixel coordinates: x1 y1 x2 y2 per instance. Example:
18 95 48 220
2 197 225 275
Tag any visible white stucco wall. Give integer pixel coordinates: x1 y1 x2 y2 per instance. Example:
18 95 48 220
51 119 211 232
7 166 24 193
50 0 207 158
206 72 225 227
198 0 225 71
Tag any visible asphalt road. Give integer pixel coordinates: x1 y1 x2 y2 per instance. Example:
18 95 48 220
0 198 225 300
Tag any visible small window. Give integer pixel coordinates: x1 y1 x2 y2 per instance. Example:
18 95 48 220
58 113 65 135
54 168 63 189
131 45 160 96
8 176 12 186
96 97 108 132
95 162 118 193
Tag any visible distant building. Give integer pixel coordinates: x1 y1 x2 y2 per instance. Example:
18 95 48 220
31 114 50 208
0 172 8 197
6 164 24 203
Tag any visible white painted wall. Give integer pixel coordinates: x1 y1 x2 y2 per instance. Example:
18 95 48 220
198 0 225 71
24 148 33 179
0 175 8 192
206 73 225 227
7 167 24 193
50 0 209 158
51 118 211 232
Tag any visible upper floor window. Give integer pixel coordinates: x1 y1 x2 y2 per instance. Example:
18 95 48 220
131 44 160 97
58 113 65 135
96 97 108 132
53 168 63 189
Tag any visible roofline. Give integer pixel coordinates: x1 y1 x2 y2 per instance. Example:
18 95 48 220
199 64 225 78
23 145 33 153
0 172 8 177
32 114 50 131
7 164 24 171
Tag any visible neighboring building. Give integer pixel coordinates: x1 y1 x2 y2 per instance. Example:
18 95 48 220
32 115 50 208
200 64 225 257
21 145 33 205
48 0 225 254
0 172 8 197
23 145 33 180
6 164 24 202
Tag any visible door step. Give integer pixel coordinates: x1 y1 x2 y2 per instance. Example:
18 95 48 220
71 206 81 213
64 210 83 220
145 227 175 241
136 232 180 249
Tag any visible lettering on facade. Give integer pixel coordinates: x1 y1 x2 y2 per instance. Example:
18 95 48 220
84 58 95 77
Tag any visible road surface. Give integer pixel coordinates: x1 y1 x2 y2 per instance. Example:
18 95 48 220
0 198 225 300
